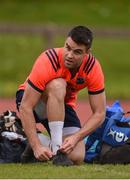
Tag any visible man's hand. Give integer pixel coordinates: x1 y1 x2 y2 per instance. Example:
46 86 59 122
33 145 53 161
60 134 79 154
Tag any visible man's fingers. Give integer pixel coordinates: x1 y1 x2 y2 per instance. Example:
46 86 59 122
44 151 53 159
61 139 69 148
60 146 73 154
60 143 74 154
34 149 53 161
35 153 49 161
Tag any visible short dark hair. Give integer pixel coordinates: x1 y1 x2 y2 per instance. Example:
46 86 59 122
68 26 93 49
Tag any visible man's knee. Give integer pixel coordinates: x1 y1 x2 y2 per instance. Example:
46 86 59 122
69 151 85 165
46 78 67 101
68 141 85 165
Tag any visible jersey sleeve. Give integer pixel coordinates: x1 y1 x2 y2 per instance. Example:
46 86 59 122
87 59 105 94
27 50 59 93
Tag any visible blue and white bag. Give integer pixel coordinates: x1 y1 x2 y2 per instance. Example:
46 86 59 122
84 101 130 163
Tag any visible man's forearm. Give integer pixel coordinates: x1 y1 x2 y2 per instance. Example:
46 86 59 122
19 106 42 150
75 112 105 141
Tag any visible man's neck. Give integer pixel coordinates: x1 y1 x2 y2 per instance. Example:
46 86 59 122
69 67 79 79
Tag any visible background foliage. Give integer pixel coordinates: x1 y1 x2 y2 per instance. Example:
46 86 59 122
0 0 130 100
0 0 130 27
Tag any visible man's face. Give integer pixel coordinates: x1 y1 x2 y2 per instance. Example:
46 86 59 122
63 37 88 69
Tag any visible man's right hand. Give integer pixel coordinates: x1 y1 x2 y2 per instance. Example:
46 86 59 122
33 145 53 161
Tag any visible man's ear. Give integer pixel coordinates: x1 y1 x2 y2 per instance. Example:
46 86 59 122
86 48 91 54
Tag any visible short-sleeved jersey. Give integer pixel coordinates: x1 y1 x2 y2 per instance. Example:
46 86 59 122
19 48 104 108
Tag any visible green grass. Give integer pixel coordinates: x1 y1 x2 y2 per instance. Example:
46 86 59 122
0 34 130 99
0 0 130 27
0 163 130 179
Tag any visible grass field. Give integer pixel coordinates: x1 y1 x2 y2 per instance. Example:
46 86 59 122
0 163 130 179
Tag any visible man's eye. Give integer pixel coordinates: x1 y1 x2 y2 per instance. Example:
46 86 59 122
66 46 71 51
74 51 82 55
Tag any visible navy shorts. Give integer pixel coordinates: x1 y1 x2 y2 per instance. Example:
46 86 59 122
16 90 81 134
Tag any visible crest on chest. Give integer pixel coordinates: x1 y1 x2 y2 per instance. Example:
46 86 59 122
76 77 85 84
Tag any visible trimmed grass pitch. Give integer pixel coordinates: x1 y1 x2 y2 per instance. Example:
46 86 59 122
0 163 130 179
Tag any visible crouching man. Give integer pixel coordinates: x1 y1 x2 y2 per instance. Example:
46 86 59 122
16 25 106 165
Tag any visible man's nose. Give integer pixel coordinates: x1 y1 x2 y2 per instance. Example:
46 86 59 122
67 51 73 58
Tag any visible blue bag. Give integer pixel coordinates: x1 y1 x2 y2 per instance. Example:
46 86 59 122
84 100 130 163
102 111 130 146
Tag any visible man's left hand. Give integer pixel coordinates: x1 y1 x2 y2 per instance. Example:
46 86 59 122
60 134 79 154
